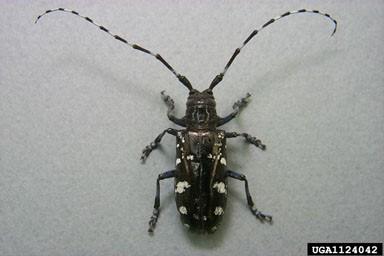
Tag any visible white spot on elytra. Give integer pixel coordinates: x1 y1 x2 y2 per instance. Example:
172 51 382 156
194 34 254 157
179 206 187 215
176 144 180 148
214 206 224 216
213 182 227 194
175 181 191 193
176 158 181 165
207 153 213 159
220 157 227 166
186 155 194 160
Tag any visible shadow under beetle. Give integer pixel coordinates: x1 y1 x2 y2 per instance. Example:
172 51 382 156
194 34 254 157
36 8 337 233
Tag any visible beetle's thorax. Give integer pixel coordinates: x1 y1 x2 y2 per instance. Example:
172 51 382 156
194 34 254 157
185 89 218 131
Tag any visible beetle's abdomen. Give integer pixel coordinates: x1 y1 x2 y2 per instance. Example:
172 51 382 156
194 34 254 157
175 130 228 232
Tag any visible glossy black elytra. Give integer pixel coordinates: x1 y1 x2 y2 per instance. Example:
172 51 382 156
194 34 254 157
35 8 337 233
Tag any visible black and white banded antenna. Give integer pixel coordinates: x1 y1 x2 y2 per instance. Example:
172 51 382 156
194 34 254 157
35 8 194 91
209 9 338 90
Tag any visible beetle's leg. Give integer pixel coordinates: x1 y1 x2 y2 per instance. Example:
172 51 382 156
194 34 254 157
161 91 186 127
141 128 178 162
217 93 251 126
225 132 266 150
226 170 272 223
148 170 176 233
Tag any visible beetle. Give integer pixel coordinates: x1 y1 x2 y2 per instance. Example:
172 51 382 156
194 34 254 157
36 8 337 233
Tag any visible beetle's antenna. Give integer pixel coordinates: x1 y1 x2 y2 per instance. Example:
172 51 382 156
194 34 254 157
35 8 193 91
209 9 337 90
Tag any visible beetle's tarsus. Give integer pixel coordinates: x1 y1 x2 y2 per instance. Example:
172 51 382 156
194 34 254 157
244 134 266 151
140 128 177 162
225 132 266 151
217 93 252 126
161 90 175 109
149 170 175 233
148 208 160 233
227 170 273 226
140 146 153 162
160 91 186 126
232 92 251 110
252 208 273 224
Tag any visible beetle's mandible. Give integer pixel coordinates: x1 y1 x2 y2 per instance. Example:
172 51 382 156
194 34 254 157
35 8 337 233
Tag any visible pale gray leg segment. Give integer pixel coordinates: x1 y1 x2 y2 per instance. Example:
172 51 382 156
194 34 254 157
226 170 272 223
161 91 186 127
225 132 266 150
141 128 178 162
217 93 251 126
148 170 176 233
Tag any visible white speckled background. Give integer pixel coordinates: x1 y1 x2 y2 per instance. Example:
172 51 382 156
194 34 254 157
1 1 383 256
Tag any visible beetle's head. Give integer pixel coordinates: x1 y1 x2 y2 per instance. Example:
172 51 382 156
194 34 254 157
185 89 218 130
